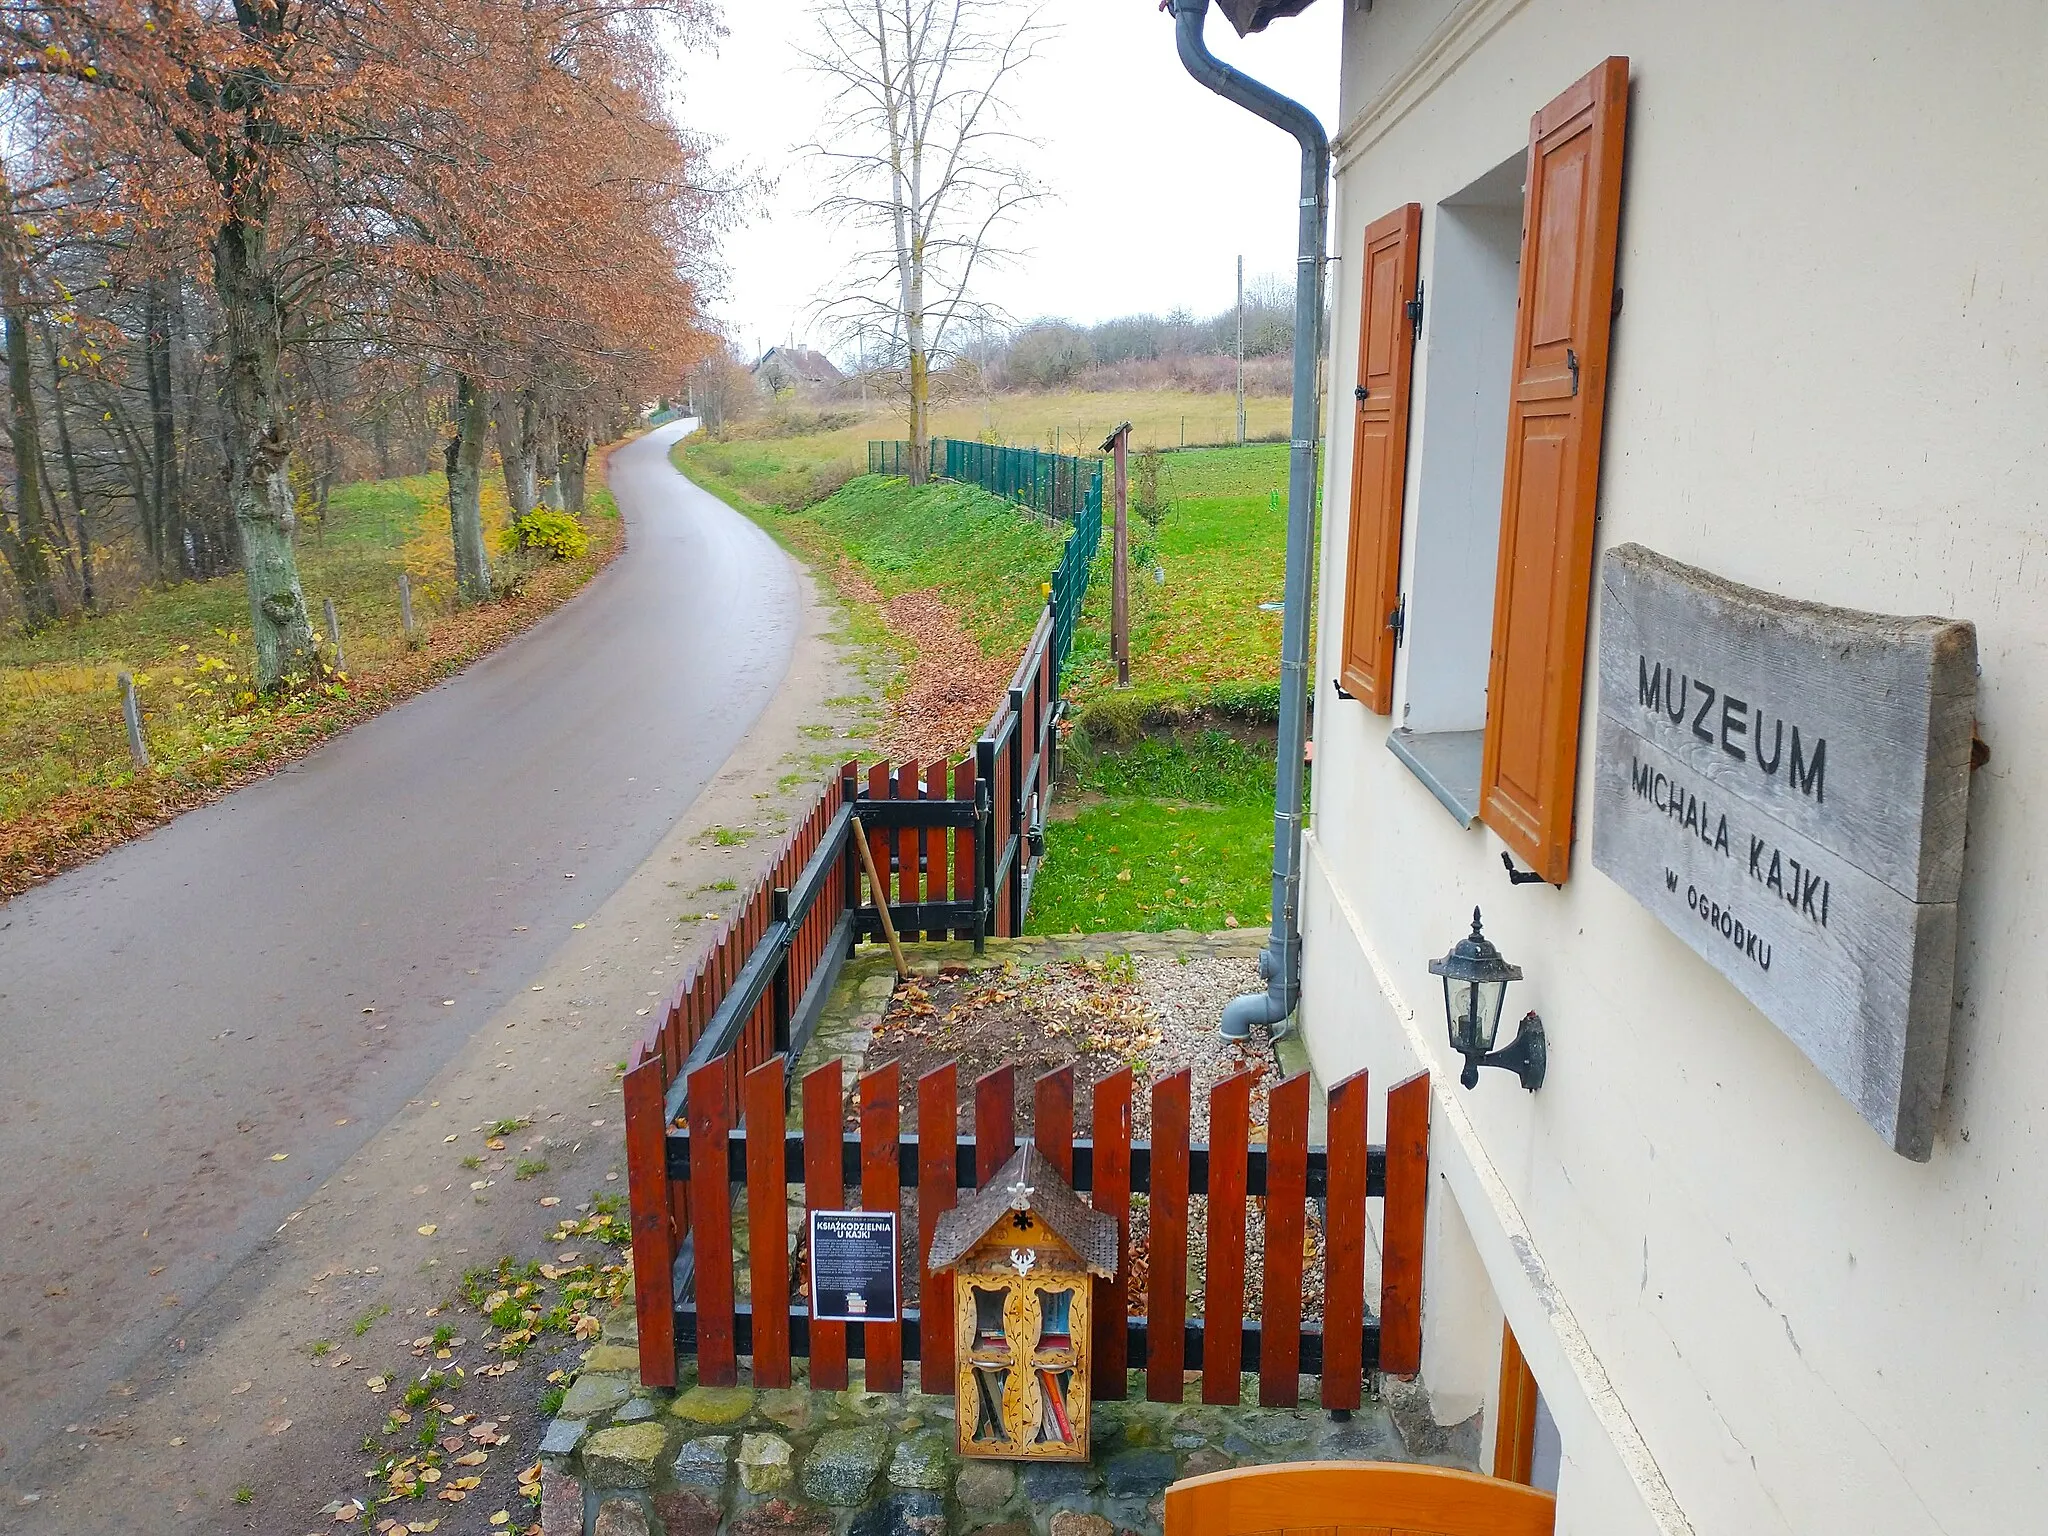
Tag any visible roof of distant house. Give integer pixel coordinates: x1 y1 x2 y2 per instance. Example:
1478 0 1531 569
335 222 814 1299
927 1144 1118 1277
753 345 844 384
1216 0 1319 34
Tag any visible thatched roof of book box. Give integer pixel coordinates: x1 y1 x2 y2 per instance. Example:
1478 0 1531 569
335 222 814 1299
927 1144 1117 1278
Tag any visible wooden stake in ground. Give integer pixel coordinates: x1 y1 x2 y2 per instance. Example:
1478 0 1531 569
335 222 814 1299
118 672 148 768
398 572 417 645
1102 421 1132 687
323 596 345 671
850 815 910 978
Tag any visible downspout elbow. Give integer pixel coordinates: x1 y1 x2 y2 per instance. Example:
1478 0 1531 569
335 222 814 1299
1171 1 1330 171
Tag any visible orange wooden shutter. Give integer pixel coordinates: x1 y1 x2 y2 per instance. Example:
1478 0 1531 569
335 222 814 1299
1478 58 1629 883
1338 202 1422 713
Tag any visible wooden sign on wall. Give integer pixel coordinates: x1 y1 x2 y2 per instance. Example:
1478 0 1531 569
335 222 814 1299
1590 544 1976 1159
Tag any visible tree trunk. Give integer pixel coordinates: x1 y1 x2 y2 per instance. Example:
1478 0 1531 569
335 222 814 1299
1 267 59 630
144 277 184 580
495 390 537 521
45 326 94 612
213 208 320 689
536 410 563 510
445 374 494 603
559 423 590 515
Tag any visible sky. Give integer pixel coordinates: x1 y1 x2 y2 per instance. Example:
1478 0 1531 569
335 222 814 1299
668 0 1344 361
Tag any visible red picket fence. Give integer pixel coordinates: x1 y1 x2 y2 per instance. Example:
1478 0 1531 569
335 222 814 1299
636 1047 1432 1405
623 565 1086 1388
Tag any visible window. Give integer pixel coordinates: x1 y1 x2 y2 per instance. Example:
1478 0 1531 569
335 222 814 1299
1355 58 1630 881
1387 152 1526 826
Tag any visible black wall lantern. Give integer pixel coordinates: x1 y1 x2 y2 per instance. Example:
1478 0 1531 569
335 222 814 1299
1430 908 1546 1091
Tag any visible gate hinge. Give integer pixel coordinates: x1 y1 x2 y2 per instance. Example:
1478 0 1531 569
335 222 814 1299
1387 593 1407 648
1407 278 1426 341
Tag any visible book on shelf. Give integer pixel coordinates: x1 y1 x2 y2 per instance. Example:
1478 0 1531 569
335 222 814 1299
1036 1369 1073 1443
973 1368 1006 1441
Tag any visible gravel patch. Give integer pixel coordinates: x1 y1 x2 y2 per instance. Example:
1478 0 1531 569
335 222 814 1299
860 945 1325 1322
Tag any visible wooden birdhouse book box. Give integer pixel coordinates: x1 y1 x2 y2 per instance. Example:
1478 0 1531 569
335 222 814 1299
927 1144 1117 1462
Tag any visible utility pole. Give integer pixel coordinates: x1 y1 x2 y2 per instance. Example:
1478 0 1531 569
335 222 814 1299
1101 421 1132 687
1236 254 1247 447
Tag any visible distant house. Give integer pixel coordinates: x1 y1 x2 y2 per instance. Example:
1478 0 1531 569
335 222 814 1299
752 346 844 395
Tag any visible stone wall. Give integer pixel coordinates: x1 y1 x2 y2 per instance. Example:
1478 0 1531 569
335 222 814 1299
540 1321 1469 1536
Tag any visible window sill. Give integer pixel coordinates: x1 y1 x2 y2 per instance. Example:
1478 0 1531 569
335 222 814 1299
1388 728 1483 828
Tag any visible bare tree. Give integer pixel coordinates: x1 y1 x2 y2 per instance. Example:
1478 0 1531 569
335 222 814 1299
802 0 1044 483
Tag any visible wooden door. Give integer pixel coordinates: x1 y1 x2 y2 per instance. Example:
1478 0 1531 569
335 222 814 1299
1166 1462 1556 1536
1340 203 1423 712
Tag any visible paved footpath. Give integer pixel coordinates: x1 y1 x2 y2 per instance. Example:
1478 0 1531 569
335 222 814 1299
0 423 863 1521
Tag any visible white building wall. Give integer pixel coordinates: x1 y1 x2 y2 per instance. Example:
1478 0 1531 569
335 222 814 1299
1302 2 2048 1532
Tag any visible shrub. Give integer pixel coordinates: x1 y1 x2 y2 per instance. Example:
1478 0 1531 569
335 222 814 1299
1074 690 1148 748
1206 679 1282 722
504 507 589 560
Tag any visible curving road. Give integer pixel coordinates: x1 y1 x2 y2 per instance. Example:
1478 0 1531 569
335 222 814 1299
0 422 797 1471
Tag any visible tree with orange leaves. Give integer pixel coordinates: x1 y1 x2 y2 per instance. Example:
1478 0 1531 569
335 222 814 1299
4 0 726 673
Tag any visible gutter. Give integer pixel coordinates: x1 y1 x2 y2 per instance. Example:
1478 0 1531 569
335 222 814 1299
1168 0 1330 1040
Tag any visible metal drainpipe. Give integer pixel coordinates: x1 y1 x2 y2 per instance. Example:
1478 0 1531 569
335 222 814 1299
1170 0 1329 1041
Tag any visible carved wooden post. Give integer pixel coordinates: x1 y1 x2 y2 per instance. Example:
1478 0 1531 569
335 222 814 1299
1107 423 1131 687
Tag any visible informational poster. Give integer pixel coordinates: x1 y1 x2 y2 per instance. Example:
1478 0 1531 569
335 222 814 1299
808 1210 900 1324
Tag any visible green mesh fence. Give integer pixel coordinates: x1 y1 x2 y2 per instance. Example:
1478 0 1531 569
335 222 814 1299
866 439 1103 527
867 437 1104 680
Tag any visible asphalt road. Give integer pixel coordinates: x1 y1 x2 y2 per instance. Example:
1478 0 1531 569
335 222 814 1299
0 422 798 1473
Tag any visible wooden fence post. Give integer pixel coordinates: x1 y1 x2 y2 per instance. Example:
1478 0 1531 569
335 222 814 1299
1033 1064 1074 1181
974 1065 1015 1185
1107 422 1131 687
1147 1069 1191 1403
688 1056 738 1387
398 572 417 644
118 673 148 768
1203 1070 1256 1404
803 1060 848 1391
323 596 345 671
1379 1071 1433 1376
1091 1068 1133 1399
1260 1071 1311 1406
1321 1069 1369 1410
859 1063 903 1391
917 1064 959 1394
746 1055 792 1387
622 1048 677 1387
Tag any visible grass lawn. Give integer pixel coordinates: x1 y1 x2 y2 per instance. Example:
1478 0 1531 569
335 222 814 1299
1027 731 1279 936
678 401 1302 940
1064 443 1301 719
0 468 621 897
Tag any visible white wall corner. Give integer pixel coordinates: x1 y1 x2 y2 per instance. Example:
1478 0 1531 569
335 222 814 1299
1305 831 1697 1536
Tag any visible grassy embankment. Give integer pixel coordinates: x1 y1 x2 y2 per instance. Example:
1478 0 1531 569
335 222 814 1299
679 399 1296 936
0 471 622 898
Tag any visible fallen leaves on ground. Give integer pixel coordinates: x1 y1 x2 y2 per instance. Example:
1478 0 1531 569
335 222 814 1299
0 515 624 903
